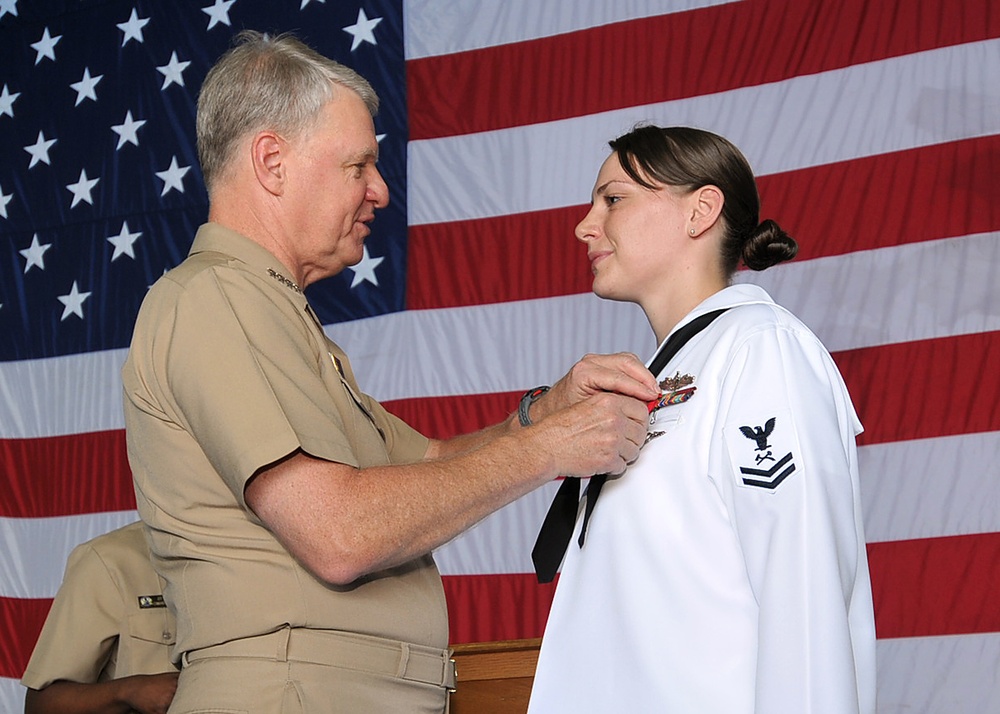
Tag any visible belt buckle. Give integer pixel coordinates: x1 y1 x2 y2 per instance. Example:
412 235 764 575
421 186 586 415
446 658 458 692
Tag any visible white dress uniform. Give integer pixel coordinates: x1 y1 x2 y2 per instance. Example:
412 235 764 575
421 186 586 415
528 284 876 714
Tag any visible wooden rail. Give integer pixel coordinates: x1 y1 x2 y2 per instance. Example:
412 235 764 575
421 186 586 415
450 638 541 714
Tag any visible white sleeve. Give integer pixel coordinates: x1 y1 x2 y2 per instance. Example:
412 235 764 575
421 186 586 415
711 324 867 714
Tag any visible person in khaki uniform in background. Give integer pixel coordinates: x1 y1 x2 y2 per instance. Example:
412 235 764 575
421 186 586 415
120 31 657 714
21 522 179 714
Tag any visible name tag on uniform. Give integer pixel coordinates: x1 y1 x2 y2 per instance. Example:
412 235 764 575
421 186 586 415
137 594 166 609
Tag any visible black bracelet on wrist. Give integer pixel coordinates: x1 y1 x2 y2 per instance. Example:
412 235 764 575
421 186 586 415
518 385 550 427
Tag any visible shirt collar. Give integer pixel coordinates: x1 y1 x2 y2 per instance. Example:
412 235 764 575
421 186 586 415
654 283 775 353
189 222 307 303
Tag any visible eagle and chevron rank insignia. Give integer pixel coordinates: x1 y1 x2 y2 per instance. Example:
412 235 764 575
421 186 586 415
726 412 801 491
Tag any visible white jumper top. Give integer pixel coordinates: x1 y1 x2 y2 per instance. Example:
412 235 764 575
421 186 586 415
528 284 876 714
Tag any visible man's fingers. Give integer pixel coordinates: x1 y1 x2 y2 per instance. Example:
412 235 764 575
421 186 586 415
597 352 660 395
556 353 659 406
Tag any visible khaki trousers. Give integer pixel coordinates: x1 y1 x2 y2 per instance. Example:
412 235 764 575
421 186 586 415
168 628 455 714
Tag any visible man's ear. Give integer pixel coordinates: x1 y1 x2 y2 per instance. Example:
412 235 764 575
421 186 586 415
688 185 724 238
251 132 284 195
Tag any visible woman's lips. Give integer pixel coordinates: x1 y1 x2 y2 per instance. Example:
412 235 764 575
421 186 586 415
588 250 611 271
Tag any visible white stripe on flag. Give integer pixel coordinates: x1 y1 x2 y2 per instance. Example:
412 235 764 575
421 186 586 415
408 39 1000 224
0 511 139 599
860 432 1000 543
3 231 998 437
736 231 1000 353
403 0 736 58
0 348 128 439
3 433 998 594
876 632 1000 713
433 432 1000 576
257 231 1000 399
0 678 26 714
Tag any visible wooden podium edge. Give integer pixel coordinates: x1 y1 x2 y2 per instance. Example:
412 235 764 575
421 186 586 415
451 637 542 681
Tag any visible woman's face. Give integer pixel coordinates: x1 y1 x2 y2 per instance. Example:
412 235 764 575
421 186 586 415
575 153 694 306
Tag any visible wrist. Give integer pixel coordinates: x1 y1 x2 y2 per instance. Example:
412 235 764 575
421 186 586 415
518 386 550 427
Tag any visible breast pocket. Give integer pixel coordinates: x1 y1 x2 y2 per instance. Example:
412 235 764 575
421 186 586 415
129 608 175 643
122 608 177 676
646 410 683 441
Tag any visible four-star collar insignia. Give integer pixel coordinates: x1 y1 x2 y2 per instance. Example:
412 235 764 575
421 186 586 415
267 267 301 293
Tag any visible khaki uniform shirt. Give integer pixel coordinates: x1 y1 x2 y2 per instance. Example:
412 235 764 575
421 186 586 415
121 223 444 662
21 522 176 688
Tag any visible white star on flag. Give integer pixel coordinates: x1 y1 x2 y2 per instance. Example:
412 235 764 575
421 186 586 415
66 168 99 208
347 245 384 287
70 68 103 106
343 8 382 51
0 0 17 20
0 84 20 118
157 51 191 89
117 8 150 45
155 156 191 195
0 185 12 218
31 27 62 65
112 110 147 149
19 234 52 273
202 0 236 30
57 281 91 320
24 130 57 169
107 221 142 261
300 0 324 9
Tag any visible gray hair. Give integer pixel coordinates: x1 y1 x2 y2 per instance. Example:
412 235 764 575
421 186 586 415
196 30 379 191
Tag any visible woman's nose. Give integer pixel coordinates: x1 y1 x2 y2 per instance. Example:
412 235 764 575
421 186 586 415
575 206 599 243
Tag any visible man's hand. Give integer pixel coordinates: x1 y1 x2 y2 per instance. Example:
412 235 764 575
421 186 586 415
529 390 650 478
529 353 659 424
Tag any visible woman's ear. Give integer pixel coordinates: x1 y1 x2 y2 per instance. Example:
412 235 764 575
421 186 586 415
688 185 724 238
251 131 285 195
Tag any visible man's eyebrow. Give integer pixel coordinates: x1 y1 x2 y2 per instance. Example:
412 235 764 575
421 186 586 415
347 147 379 164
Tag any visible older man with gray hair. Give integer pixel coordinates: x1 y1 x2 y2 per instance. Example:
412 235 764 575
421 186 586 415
122 30 657 713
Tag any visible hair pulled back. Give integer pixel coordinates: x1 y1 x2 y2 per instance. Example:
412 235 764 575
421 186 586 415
609 125 798 275
197 30 379 192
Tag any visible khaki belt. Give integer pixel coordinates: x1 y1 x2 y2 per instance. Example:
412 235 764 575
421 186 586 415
182 627 457 691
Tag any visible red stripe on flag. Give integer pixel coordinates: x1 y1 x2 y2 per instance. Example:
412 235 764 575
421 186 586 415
407 137 1000 310
388 332 1000 444
5 330 998 519
868 533 1000 639
0 431 135 518
387 334 1000 446
407 0 1000 140
442 573 557 645
0 597 50 680
763 136 1000 262
5 531 1000 678
836 331 1000 447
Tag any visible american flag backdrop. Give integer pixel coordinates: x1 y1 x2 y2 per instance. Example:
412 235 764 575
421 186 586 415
1 0 999 711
